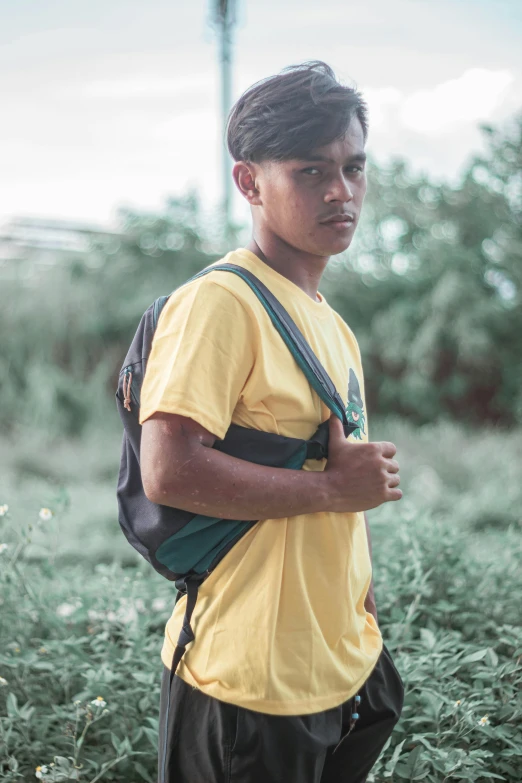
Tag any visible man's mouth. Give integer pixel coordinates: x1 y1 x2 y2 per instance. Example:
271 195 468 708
320 214 355 230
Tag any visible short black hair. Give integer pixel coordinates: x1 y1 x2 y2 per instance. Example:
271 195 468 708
226 60 368 164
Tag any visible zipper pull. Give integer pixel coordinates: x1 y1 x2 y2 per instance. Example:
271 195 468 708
122 368 133 412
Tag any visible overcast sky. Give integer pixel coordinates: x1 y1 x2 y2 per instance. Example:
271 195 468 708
1 0 521 230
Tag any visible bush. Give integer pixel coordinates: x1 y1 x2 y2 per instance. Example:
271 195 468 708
0 493 521 782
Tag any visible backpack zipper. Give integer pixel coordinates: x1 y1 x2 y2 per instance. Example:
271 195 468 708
122 365 139 411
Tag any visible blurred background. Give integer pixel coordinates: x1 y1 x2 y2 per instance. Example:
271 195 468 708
1 2 521 782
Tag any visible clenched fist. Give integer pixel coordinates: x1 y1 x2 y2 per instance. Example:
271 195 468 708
323 414 402 513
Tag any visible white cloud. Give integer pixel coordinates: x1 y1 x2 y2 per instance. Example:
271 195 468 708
153 111 218 143
400 68 514 134
363 87 403 128
78 75 213 99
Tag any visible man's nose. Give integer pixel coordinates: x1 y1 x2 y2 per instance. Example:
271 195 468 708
326 175 354 202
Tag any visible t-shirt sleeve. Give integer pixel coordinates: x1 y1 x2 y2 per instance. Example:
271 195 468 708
138 277 256 439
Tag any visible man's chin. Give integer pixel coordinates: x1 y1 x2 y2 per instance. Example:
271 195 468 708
331 238 353 254
285 234 353 258
313 228 356 257
318 237 354 257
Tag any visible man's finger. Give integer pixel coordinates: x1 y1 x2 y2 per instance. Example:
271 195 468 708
379 441 397 459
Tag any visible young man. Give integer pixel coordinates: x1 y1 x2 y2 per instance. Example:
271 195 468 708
139 60 404 783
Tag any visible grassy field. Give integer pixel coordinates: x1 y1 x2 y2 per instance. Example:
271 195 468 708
0 417 521 782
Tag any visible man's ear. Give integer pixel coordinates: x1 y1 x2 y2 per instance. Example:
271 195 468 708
232 161 262 206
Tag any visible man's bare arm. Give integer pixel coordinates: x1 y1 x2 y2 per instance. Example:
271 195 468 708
141 411 401 521
141 411 330 520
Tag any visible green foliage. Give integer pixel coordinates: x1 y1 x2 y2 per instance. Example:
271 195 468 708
368 504 522 781
321 111 522 427
369 415 522 533
0 504 172 782
0 192 229 438
0 420 521 781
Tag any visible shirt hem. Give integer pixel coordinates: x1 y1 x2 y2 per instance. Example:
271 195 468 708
160 636 383 716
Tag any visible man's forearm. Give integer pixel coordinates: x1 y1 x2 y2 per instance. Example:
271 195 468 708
149 442 332 521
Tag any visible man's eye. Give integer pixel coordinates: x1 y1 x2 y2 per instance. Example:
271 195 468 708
301 166 364 175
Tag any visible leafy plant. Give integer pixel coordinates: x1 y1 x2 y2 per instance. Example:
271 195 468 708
1 454 521 781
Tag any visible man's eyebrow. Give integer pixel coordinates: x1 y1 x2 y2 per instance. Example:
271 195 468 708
296 152 367 164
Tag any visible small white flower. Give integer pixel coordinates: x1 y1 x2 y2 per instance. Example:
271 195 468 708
108 602 138 624
35 765 48 779
0 504 8 516
39 508 53 522
0 543 8 554
454 699 462 707
152 597 167 612
120 605 138 623
56 602 76 618
91 695 107 708
478 715 489 726
0 676 8 687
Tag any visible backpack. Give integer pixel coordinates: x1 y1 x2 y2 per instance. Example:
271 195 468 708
115 262 356 677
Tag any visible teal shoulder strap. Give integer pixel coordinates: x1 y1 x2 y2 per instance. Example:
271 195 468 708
153 262 348 425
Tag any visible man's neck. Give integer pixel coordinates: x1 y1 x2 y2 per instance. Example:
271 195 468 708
245 237 329 303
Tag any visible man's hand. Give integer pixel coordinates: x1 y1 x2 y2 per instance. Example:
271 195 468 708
324 415 401 513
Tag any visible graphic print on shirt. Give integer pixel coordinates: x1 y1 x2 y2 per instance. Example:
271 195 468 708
346 367 366 440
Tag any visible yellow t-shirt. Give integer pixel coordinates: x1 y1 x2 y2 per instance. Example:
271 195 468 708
139 247 382 715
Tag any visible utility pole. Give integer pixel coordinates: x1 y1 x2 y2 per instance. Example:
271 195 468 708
209 0 237 242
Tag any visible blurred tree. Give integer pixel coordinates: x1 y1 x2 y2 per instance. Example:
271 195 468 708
322 111 522 427
0 191 230 437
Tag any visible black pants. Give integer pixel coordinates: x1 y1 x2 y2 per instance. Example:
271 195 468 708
158 642 404 783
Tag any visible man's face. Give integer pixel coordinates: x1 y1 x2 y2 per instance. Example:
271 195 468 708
249 116 367 257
